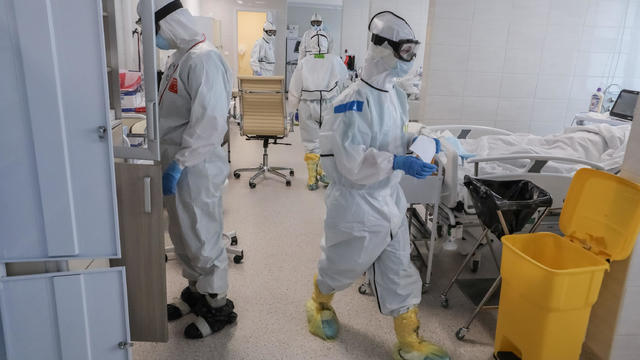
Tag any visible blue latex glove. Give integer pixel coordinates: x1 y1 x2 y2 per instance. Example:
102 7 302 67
255 71 263 76
162 161 183 196
393 155 437 179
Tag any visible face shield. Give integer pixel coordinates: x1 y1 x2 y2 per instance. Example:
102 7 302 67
368 11 420 62
136 0 183 34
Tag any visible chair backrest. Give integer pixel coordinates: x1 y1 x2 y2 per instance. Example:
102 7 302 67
238 76 287 137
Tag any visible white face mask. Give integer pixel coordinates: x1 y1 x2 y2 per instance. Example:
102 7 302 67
265 34 275 41
391 59 413 78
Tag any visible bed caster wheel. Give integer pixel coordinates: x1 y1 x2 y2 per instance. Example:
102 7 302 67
289 170 295 176
358 284 369 295
233 254 243 264
249 182 256 189
440 296 449 308
471 259 480 273
230 235 238 246
285 180 291 186
455 327 467 340
233 172 240 179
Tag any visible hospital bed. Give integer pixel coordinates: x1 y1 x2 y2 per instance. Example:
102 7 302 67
406 122 629 272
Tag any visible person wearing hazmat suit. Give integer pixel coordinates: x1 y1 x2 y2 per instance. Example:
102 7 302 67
136 0 237 339
305 11 450 360
288 30 349 190
250 21 277 76
297 13 333 63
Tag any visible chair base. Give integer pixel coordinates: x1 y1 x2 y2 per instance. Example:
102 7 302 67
233 164 294 188
165 231 244 264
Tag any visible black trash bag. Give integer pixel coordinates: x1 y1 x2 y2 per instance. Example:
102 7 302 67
464 176 553 239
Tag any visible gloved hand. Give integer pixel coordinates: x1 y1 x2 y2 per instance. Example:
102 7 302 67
162 160 183 196
255 71 263 76
393 155 437 179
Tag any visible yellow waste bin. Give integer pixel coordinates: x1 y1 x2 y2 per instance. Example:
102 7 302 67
494 168 640 360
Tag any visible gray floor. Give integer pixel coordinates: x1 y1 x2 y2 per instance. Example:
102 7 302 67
133 124 499 360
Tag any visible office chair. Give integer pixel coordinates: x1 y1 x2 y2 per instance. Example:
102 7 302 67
233 76 294 189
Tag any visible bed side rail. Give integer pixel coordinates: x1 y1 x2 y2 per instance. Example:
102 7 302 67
425 125 513 139
467 154 606 175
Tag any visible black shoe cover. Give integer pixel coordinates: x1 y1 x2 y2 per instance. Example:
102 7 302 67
184 299 237 339
167 286 205 321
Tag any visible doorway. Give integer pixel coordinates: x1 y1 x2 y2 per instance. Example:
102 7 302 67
237 10 267 76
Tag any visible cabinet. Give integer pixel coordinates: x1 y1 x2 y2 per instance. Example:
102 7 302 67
0 0 131 358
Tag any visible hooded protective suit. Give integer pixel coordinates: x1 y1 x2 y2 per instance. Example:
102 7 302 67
137 0 233 297
307 10 450 360
250 22 276 76
288 31 348 154
297 14 333 63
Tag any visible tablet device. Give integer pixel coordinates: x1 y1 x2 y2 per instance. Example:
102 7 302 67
610 89 639 121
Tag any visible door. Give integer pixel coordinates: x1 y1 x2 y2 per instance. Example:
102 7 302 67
0 0 131 358
110 163 168 342
237 11 268 76
0 269 131 360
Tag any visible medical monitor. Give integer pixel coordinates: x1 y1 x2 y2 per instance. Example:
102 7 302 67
610 89 639 121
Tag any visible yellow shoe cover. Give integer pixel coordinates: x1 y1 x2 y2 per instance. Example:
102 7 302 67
393 308 450 360
306 275 339 340
316 162 330 185
304 153 320 190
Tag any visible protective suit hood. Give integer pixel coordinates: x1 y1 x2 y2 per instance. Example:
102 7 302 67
308 31 329 54
137 0 204 51
362 11 417 91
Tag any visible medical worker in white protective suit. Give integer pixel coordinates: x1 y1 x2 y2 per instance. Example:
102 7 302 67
250 21 276 76
305 11 449 360
297 13 333 63
288 31 348 190
136 0 237 340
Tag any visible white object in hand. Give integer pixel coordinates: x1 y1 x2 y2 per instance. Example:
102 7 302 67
410 135 437 162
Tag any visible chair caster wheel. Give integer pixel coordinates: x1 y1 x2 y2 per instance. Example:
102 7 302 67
285 180 291 186
233 172 240 179
249 182 256 189
455 327 467 340
358 284 369 295
230 236 238 246
440 296 449 308
471 259 480 273
233 254 243 264
289 170 295 176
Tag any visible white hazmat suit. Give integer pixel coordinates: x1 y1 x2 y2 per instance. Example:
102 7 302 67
297 13 333 63
288 31 348 190
306 11 450 360
250 22 276 76
137 0 237 340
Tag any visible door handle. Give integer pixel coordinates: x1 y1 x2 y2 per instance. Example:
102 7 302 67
144 176 151 214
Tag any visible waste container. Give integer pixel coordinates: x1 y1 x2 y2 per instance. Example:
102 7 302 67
494 168 640 360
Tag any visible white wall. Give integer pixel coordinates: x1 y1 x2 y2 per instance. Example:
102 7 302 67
419 0 640 135
340 0 370 69
287 2 342 56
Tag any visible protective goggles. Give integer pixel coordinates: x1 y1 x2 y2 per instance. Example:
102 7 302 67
265 30 277 37
311 20 322 27
136 0 183 34
371 33 420 62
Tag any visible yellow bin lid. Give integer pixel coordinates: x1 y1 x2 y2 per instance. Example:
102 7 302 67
560 168 640 261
